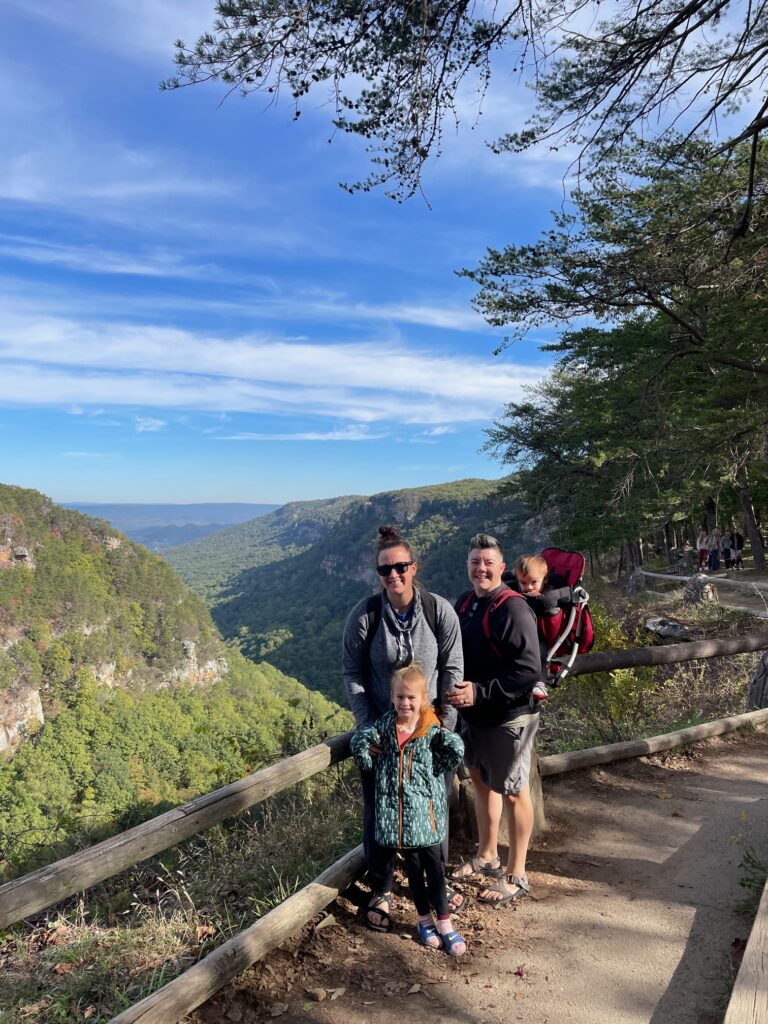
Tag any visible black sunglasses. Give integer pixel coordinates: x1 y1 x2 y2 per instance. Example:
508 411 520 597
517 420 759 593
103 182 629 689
376 560 415 576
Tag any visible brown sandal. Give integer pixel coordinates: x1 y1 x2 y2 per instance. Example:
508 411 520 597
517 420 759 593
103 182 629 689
451 856 503 880
478 873 531 906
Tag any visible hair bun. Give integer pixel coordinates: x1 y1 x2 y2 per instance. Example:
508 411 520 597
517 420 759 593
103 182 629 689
377 524 402 545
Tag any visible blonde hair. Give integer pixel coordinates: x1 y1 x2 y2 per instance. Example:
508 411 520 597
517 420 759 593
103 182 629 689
513 554 548 579
391 663 428 702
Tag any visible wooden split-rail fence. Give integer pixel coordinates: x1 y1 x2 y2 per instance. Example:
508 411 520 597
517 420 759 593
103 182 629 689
2 634 768 1024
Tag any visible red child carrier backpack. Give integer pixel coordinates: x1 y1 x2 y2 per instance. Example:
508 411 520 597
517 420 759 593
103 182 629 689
537 547 594 683
459 546 594 685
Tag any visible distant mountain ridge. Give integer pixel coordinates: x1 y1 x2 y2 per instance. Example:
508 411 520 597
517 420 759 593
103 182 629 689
64 502 280 550
166 478 548 701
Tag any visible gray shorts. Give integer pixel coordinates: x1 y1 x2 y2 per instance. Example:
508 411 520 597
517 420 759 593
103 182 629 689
461 714 540 795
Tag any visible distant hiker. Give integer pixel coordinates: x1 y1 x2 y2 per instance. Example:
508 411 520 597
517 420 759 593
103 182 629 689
351 663 466 955
706 528 721 571
731 529 744 570
696 530 708 569
720 526 733 570
447 533 542 905
342 525 464 929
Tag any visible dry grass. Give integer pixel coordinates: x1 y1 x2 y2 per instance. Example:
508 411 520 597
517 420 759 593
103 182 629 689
0 766 361 1024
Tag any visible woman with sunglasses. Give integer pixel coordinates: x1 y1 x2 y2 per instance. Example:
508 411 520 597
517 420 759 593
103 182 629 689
342 525 464 932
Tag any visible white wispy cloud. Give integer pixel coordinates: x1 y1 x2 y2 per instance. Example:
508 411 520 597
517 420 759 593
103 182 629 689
135 416 167 432
0 271 484 332
0 305 545 423
5 0 214 61
0 235 229 281
220 426 386 442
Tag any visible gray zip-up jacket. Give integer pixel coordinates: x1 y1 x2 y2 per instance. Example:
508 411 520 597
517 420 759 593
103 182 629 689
342 588 462 730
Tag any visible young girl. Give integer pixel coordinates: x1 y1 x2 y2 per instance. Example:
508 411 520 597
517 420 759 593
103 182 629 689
350 663 466 955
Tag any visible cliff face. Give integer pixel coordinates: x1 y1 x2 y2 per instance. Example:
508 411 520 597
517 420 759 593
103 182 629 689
0 685 44 755
0 483 228 758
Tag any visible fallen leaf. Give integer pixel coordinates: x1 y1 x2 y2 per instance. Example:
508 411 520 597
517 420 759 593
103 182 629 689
305 988 326 1002
408 983 421 994
657 791 672 799
197 925 216 941
20 1002 49 1015
315 914 337 932
270 1003 289 1017
329 987 346 1001
54 962 75 975
83 1009 96 1020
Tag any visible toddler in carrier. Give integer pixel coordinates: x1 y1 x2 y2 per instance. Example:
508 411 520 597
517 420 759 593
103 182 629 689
350 663 466 955
512 553 565 703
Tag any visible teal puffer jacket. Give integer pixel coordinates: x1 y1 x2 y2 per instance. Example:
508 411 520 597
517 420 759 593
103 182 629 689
351 707 464 849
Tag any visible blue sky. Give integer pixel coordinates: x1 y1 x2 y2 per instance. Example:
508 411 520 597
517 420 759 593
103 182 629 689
0 0 573 504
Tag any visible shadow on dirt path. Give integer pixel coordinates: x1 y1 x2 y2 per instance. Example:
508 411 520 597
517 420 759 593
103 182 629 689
191 729 768 1024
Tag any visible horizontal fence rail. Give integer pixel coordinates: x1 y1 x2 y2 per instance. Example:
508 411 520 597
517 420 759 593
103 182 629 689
4 634 768 930
636 569 768 594
539 707 768 776
569 633 768 675
0 732 352 930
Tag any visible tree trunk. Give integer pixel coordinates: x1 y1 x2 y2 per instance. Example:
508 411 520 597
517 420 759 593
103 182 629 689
737 482 766 571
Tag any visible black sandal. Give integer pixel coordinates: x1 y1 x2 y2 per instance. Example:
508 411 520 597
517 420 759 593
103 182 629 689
365 893 392 932
445 884 465 914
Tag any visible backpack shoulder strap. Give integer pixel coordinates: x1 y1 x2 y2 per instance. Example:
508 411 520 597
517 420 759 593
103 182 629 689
420 589 438 639
363 593 383 649
482 588 526 658
420 590 448 678
455 589 475 617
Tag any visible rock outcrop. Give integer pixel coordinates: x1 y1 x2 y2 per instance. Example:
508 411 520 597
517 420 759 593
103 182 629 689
0 686 44 756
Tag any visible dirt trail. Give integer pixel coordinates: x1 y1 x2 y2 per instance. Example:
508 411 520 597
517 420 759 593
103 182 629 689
192 729 768 1024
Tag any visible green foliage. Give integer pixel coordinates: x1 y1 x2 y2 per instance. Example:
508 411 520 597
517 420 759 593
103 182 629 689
469 140 768 558
168 478 539 700
0 650 350 876
736 842 768 915
0 483 352 878
0 484 223 702
543 602 657 748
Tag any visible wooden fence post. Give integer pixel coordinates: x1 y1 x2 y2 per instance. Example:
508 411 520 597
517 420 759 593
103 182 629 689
747 651 768 709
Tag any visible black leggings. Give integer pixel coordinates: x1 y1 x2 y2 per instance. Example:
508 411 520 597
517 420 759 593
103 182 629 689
367 842 448 917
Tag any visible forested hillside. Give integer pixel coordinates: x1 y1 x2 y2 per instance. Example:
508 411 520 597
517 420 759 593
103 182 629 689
167 478 546 701
0 484 222 700
0 484 348 875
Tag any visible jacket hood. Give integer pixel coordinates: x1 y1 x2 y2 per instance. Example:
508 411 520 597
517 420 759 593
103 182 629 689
412 706 441 738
